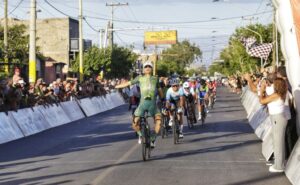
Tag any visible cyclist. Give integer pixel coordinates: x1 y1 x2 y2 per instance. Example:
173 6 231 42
166 78 185 138
115 61 163 147
207 80 215 108
181 82 197 123
212 79 217 102
196 79 209 121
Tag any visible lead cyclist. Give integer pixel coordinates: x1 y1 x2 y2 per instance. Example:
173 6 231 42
115 61 164 147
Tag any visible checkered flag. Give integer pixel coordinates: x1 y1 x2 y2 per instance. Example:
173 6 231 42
248 43 273 61
240 37 257 50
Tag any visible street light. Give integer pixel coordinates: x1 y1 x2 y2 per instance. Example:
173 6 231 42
244 27 263 67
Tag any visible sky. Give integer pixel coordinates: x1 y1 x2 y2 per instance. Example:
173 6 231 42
0 0 273 68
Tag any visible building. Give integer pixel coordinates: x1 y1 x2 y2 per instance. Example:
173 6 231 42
2 17 91 83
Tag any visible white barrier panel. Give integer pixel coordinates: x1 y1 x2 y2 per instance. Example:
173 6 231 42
0 112 24 144
249 108 267 133
104 94 114 110
262 128 274 161
98 96 109 112
255 117 272 141
285 139 300 185
38 104 71 127
11 107 51 136
115 92 126 106
96 96 108 112
91 97 103 113
60 101 86 122
109 93 121 107
77 98 100 117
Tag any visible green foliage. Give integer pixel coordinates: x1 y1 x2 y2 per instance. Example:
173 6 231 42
72 45 137 78
210 23 281 76
0 24 30 67
157 40 202 76
110 46 138 78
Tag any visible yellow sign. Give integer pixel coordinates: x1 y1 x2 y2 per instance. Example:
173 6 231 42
144 30 177 45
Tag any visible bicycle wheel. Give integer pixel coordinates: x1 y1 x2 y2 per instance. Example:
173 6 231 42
164 116 169 137
201 105 206 126
161 115 166 139
173 113 179 144
185 103 193 129
145 124 151 159
141 124 147 161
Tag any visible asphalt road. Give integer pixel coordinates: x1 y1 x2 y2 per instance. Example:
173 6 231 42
0 87 291 185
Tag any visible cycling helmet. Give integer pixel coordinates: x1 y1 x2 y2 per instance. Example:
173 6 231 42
183 82 190 88
170 78 180 86
200 79 206 86
143 61 153 68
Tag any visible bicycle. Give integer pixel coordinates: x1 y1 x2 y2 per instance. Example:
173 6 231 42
199 98 207 126
185 95 197 129
160 102 170 139
139 110 152 161
171 107 180 144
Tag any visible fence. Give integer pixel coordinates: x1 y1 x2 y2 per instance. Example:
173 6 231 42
241 88 300 185
0 92 125 144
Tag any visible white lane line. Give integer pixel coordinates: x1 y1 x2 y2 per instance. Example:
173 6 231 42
90 143 139 185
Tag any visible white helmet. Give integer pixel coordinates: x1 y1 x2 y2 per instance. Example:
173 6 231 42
183 82 190 88
170 78 180 86
143 61 153 68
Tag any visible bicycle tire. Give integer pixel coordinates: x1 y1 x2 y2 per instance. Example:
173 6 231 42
185 102 192 129
141 124 147 161
145 124 151 160
201 105 206 126
173 112 179 144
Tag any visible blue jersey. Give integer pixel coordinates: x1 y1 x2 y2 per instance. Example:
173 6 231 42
196 84 208 98
166 87 184 102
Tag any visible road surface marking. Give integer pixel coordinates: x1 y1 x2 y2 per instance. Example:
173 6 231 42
90 143 139 185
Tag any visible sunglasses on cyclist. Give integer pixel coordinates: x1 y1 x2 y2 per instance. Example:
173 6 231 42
172 85 179 87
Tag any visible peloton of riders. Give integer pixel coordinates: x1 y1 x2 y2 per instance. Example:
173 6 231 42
117 61 218 146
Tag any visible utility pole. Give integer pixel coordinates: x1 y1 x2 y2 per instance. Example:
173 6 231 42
29 0 36 83
106 1 128 48
99 29 104 49
79 0 84 82
4 0 8 74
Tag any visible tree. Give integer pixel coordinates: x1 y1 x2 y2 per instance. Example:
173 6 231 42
157 40 202 76
0 24 30 75
72 45 137 79
215 23 281 76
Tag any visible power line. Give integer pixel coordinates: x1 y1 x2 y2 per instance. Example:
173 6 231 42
255 0 265 14
44 0 77 19
83 17 100 32
8 0 25 15
85 11 272 25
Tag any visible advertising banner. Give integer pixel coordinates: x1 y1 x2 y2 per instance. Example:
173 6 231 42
144 30 177 45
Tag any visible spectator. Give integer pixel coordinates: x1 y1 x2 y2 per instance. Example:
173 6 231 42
12 67 22 85
259 78 290 173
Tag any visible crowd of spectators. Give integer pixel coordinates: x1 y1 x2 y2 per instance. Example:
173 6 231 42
0 68 130 112
229 66 298 173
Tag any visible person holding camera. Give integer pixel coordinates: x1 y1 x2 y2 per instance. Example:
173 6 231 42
259 77 289 173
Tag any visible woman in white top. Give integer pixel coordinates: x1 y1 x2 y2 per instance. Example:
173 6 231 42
259 78 288 173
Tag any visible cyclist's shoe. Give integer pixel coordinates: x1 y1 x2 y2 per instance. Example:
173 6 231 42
198 115 202 121
206 109 209 113
150 135 156 148
179 132 184 139
150 140 156 148
138 136 142 144
168 119 173 127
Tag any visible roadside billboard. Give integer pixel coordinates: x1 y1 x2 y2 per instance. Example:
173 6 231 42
144 30 177 45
